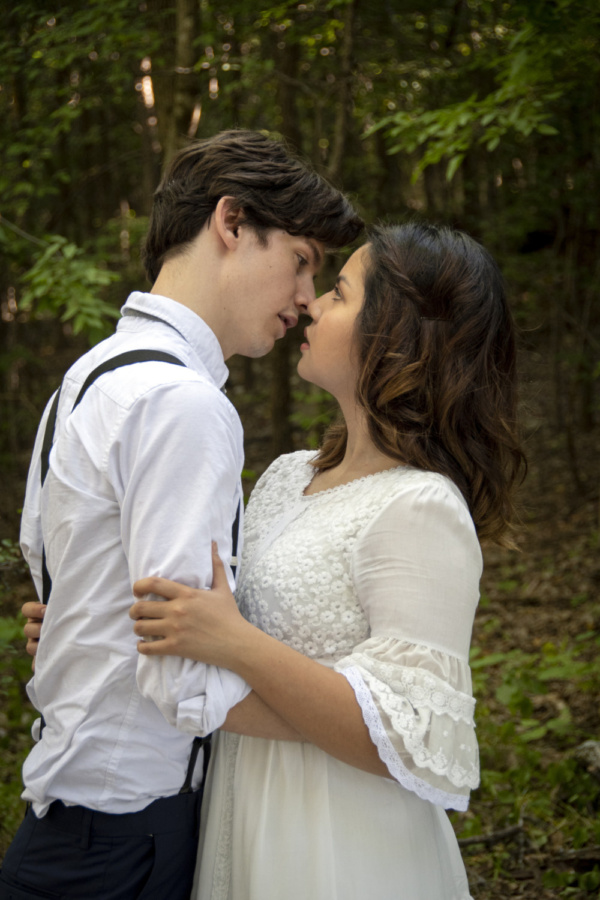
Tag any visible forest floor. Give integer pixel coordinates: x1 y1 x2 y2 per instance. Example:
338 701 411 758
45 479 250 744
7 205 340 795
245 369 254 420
0 354 599 898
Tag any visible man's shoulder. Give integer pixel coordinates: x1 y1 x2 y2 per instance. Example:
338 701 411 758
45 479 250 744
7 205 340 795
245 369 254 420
62 339 228 414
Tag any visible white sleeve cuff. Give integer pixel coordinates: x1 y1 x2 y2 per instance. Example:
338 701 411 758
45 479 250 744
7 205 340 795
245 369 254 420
175 666 251 735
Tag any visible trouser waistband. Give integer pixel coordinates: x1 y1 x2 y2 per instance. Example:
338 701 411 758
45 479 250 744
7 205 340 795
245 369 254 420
42 789 202 838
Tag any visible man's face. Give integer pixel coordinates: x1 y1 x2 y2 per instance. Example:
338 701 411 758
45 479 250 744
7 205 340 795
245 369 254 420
220 228 324 360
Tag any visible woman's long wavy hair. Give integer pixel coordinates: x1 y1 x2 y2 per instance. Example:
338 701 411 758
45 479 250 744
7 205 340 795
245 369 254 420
314 222 527 546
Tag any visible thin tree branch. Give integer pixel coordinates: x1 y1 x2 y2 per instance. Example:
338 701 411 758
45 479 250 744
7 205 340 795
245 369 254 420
0 214 48 247
458 823 524 848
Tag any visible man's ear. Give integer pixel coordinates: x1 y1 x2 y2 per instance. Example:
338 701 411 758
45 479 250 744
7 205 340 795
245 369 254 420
213 196 244 250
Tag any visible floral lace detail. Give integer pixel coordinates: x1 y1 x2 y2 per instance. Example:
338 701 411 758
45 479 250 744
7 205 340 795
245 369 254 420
349 651 476 725
342 666 470 811
237 452 433 662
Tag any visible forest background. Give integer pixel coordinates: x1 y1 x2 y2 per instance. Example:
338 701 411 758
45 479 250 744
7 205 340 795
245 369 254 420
0 1 598 897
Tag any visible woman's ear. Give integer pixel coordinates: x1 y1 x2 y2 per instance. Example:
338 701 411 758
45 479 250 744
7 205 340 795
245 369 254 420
213 196 244 250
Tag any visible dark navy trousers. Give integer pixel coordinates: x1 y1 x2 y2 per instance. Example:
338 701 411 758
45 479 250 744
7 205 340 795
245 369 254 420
0 790 202 900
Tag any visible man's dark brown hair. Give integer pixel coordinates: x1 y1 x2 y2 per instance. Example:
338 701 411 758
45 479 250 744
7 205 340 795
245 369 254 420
143 130 364 283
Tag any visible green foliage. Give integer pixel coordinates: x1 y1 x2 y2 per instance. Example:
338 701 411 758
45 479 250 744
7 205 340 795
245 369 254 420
290 386 337 448
0 614 37 854
471 634 599 744
543 866 600 894
459 631 600 886
19 235 120 343
0 541 27 596
368 0 600 183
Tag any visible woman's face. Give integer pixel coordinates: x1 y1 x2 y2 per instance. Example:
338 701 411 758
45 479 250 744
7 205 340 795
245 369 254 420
297 244 367 404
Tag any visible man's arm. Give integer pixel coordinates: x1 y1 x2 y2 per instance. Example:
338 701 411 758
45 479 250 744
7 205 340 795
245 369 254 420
22 601 304 741
118 379 251 736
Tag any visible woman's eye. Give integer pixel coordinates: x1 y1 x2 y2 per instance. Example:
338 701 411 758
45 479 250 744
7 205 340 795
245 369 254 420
333 284 342 299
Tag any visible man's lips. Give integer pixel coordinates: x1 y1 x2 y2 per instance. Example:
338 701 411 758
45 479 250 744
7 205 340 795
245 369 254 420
278 314 298 332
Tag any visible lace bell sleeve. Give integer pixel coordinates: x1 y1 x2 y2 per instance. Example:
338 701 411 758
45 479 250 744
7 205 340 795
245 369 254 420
334 473 483 810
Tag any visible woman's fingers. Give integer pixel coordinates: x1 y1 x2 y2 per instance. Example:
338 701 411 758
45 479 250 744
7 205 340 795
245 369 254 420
22 602 45 665
22 601 45 621
26 638 39 658
129 599 174 621
137 637 170 656
132 611 173 637
24 621 43 640
133 575 198 600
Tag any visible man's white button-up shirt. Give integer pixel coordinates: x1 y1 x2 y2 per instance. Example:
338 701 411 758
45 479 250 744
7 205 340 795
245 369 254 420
20 292 250 816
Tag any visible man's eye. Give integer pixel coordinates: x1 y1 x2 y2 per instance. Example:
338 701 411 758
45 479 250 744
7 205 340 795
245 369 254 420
297 255 308 268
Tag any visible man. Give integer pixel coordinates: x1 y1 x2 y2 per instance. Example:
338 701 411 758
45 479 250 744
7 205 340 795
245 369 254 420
0 130 362 900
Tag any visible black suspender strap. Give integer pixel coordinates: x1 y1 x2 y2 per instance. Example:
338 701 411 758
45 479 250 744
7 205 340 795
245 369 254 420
72 350 186 411
41 387 62 488
179 734 212 794
230 500 241 579
40 389 62 606
39 350 185 606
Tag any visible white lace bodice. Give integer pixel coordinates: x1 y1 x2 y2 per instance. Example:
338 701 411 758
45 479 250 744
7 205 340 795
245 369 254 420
237 451 483 810
238 453 405 661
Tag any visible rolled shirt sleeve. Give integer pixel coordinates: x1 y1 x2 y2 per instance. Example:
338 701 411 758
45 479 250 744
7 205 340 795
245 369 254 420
113 379 250 734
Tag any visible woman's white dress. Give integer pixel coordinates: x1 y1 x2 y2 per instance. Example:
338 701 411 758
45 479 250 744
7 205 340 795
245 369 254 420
195 451 482 900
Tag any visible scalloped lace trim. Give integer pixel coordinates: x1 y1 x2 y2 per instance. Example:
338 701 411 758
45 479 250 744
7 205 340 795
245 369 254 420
350 652 476 724
342 666 470 811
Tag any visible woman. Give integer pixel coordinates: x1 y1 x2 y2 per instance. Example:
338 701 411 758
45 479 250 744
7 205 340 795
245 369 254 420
131 222 526 900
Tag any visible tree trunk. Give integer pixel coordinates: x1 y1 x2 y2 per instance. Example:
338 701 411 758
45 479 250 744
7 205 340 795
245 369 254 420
327 0 357 186
148 0 199 168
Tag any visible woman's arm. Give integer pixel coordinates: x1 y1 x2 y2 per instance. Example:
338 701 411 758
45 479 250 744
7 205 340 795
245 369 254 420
222 691 304 741
130 544 388 778
22 597 300 739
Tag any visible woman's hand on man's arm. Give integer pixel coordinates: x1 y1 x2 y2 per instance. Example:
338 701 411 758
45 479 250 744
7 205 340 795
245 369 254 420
21 601 46 670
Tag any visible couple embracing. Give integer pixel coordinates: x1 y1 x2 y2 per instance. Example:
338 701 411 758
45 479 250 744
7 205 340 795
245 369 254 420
0 130 524 900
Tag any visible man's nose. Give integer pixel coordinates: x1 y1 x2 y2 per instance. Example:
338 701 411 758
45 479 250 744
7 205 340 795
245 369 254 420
294 280 316 314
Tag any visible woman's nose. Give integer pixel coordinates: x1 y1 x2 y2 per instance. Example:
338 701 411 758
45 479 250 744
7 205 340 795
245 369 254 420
304 295 321 320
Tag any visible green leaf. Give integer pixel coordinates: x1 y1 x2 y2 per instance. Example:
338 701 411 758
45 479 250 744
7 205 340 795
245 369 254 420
445 154 465 181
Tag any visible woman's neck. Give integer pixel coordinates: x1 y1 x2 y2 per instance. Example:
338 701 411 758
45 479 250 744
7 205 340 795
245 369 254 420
305 406 402 495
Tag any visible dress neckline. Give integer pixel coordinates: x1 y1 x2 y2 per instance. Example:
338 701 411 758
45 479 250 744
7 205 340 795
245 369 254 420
301 460 406 499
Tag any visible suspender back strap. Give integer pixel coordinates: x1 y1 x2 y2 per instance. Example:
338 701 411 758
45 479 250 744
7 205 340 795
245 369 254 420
41 387 62 487
72 350 186 411
39 351 185 604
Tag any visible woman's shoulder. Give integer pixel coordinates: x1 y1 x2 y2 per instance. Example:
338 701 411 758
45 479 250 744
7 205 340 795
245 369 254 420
334 464 468 513
358 466 481 558
247 450 315 504
389 466 469 509
259 449 316 483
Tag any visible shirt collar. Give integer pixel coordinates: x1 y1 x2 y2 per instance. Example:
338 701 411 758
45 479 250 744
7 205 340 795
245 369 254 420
119 291 229 388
